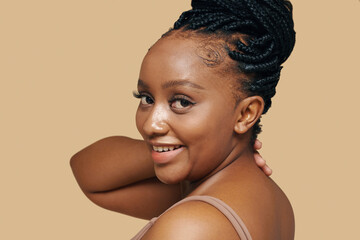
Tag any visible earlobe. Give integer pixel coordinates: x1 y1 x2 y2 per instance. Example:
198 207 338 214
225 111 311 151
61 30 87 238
234 96 264 134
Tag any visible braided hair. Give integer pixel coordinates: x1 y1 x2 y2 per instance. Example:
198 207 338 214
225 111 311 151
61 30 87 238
162 0 296 142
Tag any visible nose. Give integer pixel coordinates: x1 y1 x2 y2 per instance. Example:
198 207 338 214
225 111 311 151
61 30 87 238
142 104 170 137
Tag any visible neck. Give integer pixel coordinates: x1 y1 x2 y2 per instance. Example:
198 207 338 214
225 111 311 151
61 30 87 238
181 141 254 197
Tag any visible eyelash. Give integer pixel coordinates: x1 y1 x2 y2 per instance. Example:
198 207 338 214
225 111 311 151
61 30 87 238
133 91 154 105
133 91 196 111
169 96 195 109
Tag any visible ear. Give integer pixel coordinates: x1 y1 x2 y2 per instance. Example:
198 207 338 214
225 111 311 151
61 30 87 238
234 96 264 134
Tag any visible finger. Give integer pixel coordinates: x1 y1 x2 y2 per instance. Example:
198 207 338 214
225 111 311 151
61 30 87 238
263 165 273 176
254 139 262 150
254 152 266 168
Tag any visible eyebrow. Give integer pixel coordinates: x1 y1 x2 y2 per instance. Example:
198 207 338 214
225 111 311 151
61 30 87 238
137 79 205 90
137 79 149 89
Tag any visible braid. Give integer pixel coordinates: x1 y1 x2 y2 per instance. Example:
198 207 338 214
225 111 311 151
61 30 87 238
168 0 296 142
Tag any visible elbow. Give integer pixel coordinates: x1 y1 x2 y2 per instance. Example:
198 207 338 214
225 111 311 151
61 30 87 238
69 152 81 175
69 152 90 192
69 150 106 194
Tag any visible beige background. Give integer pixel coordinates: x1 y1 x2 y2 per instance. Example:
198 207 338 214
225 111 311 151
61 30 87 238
1 0 359 239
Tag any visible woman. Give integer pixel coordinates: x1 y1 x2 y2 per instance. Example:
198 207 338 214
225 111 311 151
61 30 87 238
71 0 295 239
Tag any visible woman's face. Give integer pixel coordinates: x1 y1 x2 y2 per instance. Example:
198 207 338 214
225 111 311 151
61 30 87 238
136 36 241 184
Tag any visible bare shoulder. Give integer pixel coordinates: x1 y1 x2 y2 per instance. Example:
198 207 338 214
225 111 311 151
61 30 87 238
141 200 240 240
196 165 295 240
219 174 295 240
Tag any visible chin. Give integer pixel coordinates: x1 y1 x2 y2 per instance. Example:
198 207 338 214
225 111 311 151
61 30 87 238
154 165 189 185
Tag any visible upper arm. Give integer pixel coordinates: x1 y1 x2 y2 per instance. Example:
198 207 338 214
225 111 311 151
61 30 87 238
141 201 240 240
85 177 182 220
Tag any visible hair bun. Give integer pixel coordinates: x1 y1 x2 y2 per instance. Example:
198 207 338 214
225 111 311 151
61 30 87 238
172 0 296 133
189 0 295 65
191 0 219 10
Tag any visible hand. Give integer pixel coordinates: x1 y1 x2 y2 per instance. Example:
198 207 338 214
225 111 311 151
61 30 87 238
254 139 272 176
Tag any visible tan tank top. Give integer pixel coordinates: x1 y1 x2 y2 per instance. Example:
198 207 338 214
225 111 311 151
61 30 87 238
131 195 252 240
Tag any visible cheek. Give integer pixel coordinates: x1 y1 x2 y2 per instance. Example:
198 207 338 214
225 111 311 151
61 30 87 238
174 103 235 145
172 110 208 141
171 108 235 180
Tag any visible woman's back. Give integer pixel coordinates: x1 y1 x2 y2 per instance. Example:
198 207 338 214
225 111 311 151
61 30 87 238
203 159 295 240
136 157 294 240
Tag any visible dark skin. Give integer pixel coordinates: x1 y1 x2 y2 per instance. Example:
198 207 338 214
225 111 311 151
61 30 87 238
71 35 293 239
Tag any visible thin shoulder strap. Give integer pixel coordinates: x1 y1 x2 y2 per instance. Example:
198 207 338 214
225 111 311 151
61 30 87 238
167 195 252 240
132 195 252 240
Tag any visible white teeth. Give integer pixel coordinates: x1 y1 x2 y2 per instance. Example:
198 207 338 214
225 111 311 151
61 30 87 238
153 145 181 152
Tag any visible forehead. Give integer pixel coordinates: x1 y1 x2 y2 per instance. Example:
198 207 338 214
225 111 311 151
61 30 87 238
140 37 236 90
143 37 199 73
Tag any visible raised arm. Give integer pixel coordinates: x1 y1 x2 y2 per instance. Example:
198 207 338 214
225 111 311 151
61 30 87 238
70 136 182 220
70 136 271 220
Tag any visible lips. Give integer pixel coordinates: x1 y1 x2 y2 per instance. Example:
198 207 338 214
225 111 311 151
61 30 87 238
151 145 184 164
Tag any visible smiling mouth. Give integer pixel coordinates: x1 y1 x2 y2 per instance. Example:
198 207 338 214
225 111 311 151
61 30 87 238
152 145 183 152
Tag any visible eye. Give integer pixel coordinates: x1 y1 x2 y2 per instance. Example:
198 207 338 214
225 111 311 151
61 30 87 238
170 96 195 110
133 91 154 105
141 95 154 105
